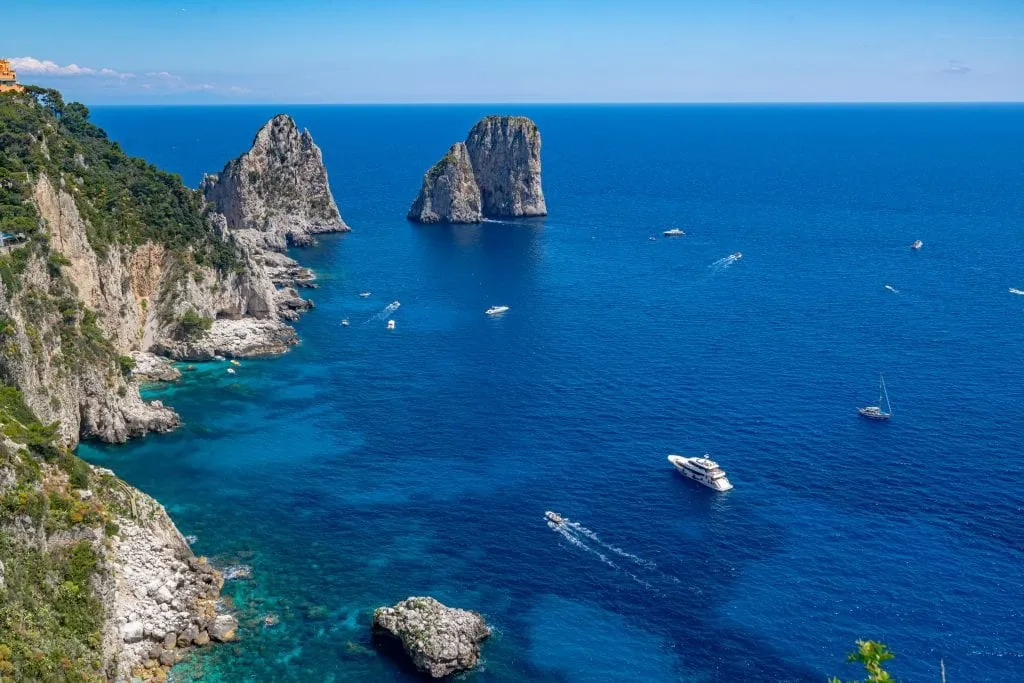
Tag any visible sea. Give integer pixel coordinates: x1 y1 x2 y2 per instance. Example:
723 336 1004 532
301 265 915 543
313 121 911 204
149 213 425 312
80 104 1024 682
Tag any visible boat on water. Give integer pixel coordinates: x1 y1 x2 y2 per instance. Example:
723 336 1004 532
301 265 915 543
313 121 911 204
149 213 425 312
341 319 350 326
663 228 686 237
730 252 742 260
387 319 396 330
545 511 565 526
667 455 733 491
1009 288 1024 296
858 374 892 421
486 305 509 315
359 291 371 298
911 240 923 250
885 284 899 294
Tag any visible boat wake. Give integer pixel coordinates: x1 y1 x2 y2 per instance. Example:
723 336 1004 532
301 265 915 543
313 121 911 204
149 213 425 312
884 284 900 294
546 514 678 593
709 252 742 271
1010 288 1024 296
364 301 400 325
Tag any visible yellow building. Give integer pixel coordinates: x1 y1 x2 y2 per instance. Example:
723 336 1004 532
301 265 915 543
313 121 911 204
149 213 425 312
0 59 25 93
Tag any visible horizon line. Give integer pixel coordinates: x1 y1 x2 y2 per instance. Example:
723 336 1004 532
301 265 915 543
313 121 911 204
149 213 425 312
83 99 1024 107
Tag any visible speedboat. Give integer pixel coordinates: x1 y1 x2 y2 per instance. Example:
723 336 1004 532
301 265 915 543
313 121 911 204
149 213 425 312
226 368 236 375
884 284 899 294
545 511 565 526
730 252 742 260
649 236 657 241
387 319 396 330
486 305 509 315
230 359 241 366
1009 288 1024 296
911 240 923 250
668 454 733 491
341 319 350 326
858 374 892 421
359 291 371 298
663 228 685 237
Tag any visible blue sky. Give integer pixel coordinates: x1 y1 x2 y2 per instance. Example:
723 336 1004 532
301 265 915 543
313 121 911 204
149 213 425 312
4 0 1023 103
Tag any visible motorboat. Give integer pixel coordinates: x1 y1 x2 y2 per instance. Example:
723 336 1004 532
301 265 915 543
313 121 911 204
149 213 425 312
667 454 733 491
230 359 241 366
486 305 510 315
387 319 396 330
730 252 742 260
858 374 893 421
663 228 686 237
545 511 565 526
341 319 350 326
359 291 371 298
911 240 923 250
226 368 236 375
1009 288 1024 296
884 284 899 294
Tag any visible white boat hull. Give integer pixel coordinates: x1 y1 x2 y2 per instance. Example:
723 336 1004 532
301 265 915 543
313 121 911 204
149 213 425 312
667 455 733 491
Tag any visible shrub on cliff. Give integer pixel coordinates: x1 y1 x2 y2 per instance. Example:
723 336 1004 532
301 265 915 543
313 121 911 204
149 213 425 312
179 308 213 340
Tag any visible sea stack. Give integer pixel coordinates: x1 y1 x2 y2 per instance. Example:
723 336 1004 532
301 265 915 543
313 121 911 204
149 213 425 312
407 143 483 224
372 597 491 678
408 115 546 224
202 114 349 250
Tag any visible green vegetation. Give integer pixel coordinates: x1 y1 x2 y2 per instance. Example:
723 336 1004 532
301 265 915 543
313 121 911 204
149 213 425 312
0 384 117 681
0 87 238 271
830 640 897 683
116 354 136 377
178 308 213 339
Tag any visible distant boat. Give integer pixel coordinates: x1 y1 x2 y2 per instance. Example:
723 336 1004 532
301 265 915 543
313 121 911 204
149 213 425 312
1009 288 1024 296
663 228 685 237
858 374 892 421
545 511 565 526
486 305 509 316
359 291 371 298
911 240 923 250
387 319 396 330
884 284 899 294
667 454 733 491
730 252 742 260
341 319 350 326
648 236 657 241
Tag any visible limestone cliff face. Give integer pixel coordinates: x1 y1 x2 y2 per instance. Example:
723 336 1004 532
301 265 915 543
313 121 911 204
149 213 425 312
465 116 546 218
407 143 482 224
202 114 349 250
408 115 546 224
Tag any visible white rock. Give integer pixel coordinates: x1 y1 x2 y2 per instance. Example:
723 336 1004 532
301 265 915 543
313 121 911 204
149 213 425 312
121 621 145 643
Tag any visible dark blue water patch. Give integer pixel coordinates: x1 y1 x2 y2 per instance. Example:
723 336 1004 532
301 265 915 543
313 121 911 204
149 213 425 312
79 104 1024 682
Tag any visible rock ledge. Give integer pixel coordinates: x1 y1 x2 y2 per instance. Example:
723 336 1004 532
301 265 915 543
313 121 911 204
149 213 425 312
373 597 491 678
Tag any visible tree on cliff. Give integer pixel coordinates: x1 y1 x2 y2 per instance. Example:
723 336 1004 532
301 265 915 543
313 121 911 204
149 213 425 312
829 640 897 683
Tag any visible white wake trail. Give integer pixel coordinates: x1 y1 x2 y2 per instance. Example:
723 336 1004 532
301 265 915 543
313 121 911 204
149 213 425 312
563 521 657 570
364 301 400 325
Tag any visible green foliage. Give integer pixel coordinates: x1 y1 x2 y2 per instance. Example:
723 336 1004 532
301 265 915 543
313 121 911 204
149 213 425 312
830 640 897 683
178 308 212 339
117 354 136 376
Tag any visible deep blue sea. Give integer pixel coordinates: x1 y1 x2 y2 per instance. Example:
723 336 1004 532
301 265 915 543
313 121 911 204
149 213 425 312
80 104 1024 682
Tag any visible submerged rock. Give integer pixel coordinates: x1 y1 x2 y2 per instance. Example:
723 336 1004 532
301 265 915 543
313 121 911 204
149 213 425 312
407 143 482 224
372 597 491 678
408 116 546 224
202 114 349 250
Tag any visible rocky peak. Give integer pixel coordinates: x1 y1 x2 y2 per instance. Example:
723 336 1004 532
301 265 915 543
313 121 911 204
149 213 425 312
202 114 349 250
408 115 546 224
407 142 482 224
372 597 491 678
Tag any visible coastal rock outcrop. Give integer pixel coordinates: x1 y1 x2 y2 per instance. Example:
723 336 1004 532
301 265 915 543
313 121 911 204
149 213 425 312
407 143 483 224
408 115 546 224
372 597 491 678
202 114 349 250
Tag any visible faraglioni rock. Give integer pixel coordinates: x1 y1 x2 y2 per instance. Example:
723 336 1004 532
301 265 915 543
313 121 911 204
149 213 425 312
372 597 491 678
408 115 546 224
202 114 349 250
407 143 482 224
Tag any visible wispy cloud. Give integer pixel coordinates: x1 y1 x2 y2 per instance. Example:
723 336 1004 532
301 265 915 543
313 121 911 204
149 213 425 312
12 57 248 96
940 60 972 76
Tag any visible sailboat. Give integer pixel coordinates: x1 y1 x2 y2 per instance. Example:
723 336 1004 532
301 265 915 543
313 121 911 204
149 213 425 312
858 374 892 421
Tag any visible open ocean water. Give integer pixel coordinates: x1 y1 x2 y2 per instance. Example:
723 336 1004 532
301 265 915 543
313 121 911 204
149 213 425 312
80 104 1024 682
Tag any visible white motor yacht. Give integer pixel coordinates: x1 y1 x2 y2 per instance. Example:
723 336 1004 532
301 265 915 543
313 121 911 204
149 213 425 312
667 454 733 491
486 305 509 315
663 228 686 237
359 291 371 298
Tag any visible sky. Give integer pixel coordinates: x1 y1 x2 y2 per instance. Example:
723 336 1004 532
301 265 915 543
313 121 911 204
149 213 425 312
3 0 1023 104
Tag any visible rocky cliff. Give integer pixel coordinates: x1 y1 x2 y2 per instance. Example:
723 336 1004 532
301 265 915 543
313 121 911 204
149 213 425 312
373 597 491 678
408 115 546 224
407 143 483 224
202 114 349 250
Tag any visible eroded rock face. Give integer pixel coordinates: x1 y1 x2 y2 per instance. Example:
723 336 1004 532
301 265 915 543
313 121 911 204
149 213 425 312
373 597 491 678
465 115 546 218
202 114 349 250
408 116 546 224
407 143 482 224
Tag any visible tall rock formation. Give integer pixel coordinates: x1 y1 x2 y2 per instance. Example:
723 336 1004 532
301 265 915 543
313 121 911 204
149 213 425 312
407 143 482 224
202 114 349 250
465 115 546 218
407 115 546 224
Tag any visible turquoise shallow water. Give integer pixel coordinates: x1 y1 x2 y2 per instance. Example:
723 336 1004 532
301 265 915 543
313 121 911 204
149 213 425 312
80 104 1024 681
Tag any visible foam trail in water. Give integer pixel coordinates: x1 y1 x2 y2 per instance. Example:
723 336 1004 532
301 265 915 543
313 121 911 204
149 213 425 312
709 253 742 271
549 522 657 592
1010 288 1024 296
885 284 900 294
364 301 400 325
563 521 657 570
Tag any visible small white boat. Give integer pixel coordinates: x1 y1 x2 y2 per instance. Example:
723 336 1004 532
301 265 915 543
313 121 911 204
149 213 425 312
911 240 923 250
730 252 742 260
858 374 893 421
545 511 565 526
486 305 509 316
1009 288 1024 296
648 236 657 241
884 284 899 294
663 228 686 237
226 368 236 375
359 292 371 298
387 319 396 330
341 319 350 326
668 455 733 491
